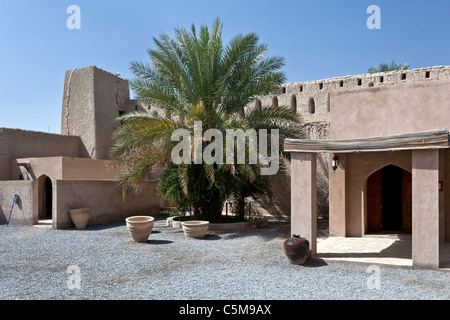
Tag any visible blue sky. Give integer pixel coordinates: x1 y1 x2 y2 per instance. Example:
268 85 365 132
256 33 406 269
1 0 450 133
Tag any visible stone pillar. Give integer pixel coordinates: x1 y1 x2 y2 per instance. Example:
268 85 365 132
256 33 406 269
329 153 346 236
412 149 439 269
291 152 317 257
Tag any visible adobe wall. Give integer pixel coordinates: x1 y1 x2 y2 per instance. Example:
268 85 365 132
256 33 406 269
327 78 450 240
61 66 145 160
329 79 450 139
16 156 123 181
257 65 450 140
0 128 80 180
61 66 96 158
261 66 450 217
0 180 37 226
53 180 161 229
329 150 413 237
0 128 80 159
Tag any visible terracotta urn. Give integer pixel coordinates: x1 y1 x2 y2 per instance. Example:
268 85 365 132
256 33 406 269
284 234 310 265
181 221 209 238
69 208 90 230
125 216 155 243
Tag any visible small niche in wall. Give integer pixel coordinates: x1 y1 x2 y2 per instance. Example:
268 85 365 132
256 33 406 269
119 110 125 116
255 99 262 110
401 73 407 80
299 85 303 93
290 95 297 113
357 78 362 86
425 71 431 79
281 87 286 94
308 97 315 114
368 82 374 87
339 80 344 88
327 92 330 112
272 96 279 107
379 76 384 83
319 83 324 90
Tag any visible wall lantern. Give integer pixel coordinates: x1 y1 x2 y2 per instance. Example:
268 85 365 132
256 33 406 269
332 155 339 171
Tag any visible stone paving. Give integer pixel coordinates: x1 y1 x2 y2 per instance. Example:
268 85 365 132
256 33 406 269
316 233 450 270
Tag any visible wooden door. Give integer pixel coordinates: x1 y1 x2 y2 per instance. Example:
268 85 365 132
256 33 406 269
402 170 412 233
367 169 382 232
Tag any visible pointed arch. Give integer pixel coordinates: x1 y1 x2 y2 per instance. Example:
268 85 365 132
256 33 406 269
37 175 52 220
367 165 411 233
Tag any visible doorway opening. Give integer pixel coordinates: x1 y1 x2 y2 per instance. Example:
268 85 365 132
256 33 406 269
38 175 53 221
367 165 412 233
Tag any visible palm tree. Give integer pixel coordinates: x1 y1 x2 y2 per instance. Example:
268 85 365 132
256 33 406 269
109 18 303 222
367 60 410 73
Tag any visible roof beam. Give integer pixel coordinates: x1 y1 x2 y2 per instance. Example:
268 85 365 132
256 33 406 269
284 129 449 153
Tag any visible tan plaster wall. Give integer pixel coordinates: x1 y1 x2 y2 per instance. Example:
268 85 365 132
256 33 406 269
290 152 317 256
17 157 63 182
329 79 450 139
330 151 413 237
0 128 80 159
412 149 440 269
17 156 124 182
271 66 450 218
61 157 122 180
0 128 80 180
61 66 146 160
0 152 11 180
61 67 96 158
328 153 346 237
53 180 161 229
93 67 132 160
327 78 450 241
0 180 37 226
345 151 412 236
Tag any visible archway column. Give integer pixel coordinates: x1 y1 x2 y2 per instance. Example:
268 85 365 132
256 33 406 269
290 152 317 257
412 149 440 269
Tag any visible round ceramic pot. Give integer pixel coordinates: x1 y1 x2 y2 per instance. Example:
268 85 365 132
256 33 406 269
181 221 209 238
125 216 155 243
69 208 90 230
284 234 310 265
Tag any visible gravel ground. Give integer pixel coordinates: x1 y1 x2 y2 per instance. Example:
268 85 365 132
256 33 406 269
1 216 450 300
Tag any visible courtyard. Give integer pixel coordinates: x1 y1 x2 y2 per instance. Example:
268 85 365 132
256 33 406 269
1 216 450 300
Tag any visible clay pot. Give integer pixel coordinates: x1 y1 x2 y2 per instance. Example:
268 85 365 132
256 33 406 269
69 208 90 230
125 216 155 243
181 221 209 238
284 234 310 265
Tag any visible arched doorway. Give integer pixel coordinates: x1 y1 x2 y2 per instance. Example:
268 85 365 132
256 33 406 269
38 175 52 220
367 165 412 233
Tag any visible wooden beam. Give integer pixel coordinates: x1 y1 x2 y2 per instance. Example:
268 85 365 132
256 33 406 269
284 129 449 153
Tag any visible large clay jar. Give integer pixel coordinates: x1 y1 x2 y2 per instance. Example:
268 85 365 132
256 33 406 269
284 234 310 265
69 208 90 230
181 221 209 238
125 216 155 243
